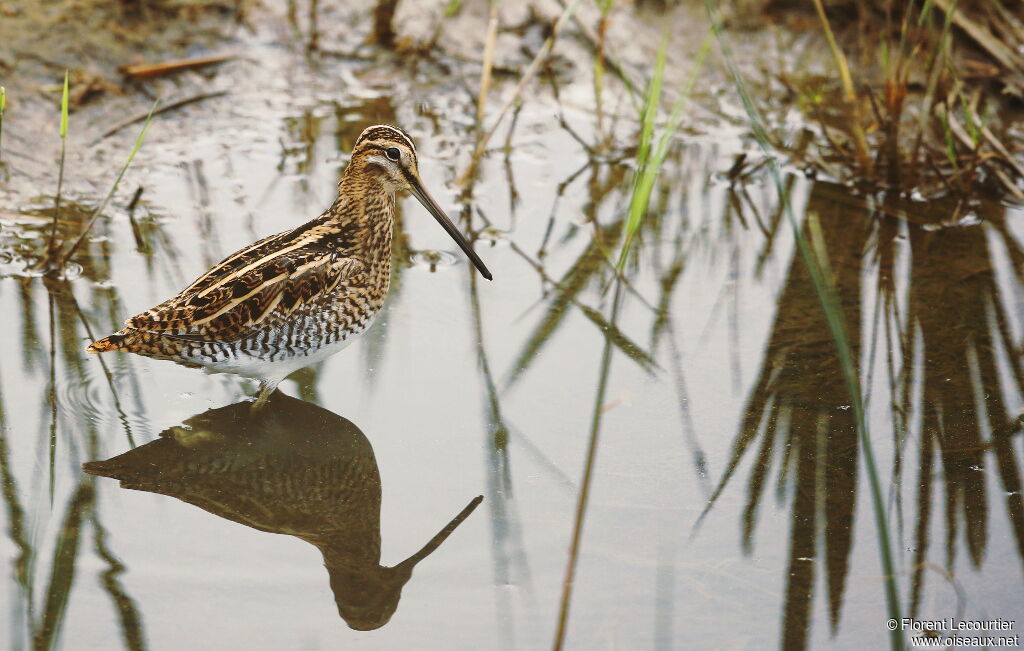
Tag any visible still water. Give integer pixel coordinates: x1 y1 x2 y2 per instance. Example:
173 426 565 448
1 10 1022 651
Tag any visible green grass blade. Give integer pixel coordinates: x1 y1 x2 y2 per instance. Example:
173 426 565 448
58 100 159 267
0 86 6 164
616 32 710 271
47 72 71 261
60 72 69 140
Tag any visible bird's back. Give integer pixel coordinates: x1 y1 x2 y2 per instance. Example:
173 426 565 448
87 187 396 379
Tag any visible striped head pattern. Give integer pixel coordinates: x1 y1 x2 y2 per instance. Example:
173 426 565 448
352 125 419 192
348 124 493 281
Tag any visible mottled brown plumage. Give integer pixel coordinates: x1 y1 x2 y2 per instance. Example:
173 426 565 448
87 125 492 407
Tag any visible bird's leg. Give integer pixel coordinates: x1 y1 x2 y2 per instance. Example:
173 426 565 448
252 379 280 410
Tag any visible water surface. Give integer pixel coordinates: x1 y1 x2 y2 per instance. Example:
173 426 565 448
0 4 1022 650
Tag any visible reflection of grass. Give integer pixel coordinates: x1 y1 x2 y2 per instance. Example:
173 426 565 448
702 176 1024 648
91 512 147 651
34 483 93 651
467 269 533 650
0 372 35 648
706 3 905 649
552 279 621 651
47 283 58 502
2 263 148 647
707 188 867 646
895 218 1024 615
506 218 658 386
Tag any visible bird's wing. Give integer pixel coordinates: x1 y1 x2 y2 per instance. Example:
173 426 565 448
125 245 366 341
177 231 282 296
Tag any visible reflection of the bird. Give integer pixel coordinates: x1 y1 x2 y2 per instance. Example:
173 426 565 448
82 392 482 631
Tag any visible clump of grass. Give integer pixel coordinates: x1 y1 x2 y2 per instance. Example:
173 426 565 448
444 0 461 17
796 1 1022 199
371 0 398 46
809 0 871 173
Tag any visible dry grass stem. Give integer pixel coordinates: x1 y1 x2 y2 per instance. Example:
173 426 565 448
457 0 583 186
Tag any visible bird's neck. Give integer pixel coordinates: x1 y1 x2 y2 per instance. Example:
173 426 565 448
329 164 395 274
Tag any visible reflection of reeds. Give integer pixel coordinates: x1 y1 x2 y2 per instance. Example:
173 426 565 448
33 482 93 651
90 512 146 651
697 167 1024 650
2 233 150 646
0 371 35 647
899 216 1024 615
468 268 532 651
47 289 57 501
709 187 867 648
505 152 669 387
552 279 623 651
707 7 905 646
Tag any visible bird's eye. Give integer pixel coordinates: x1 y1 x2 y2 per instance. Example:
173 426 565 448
385 147 401 161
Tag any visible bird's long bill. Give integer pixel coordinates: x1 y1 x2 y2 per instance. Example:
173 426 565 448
394 495 483 574
408 177 493 281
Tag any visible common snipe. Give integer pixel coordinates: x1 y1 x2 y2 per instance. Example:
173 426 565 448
87 125 492 407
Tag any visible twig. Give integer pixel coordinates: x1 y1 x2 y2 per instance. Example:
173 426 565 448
119 54 236 80
476 1 500 124
308 0 320 52
97 91 226 141
932 0 1024 71
0 86 6 164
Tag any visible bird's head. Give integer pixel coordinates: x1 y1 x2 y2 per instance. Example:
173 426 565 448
349 124 492 281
